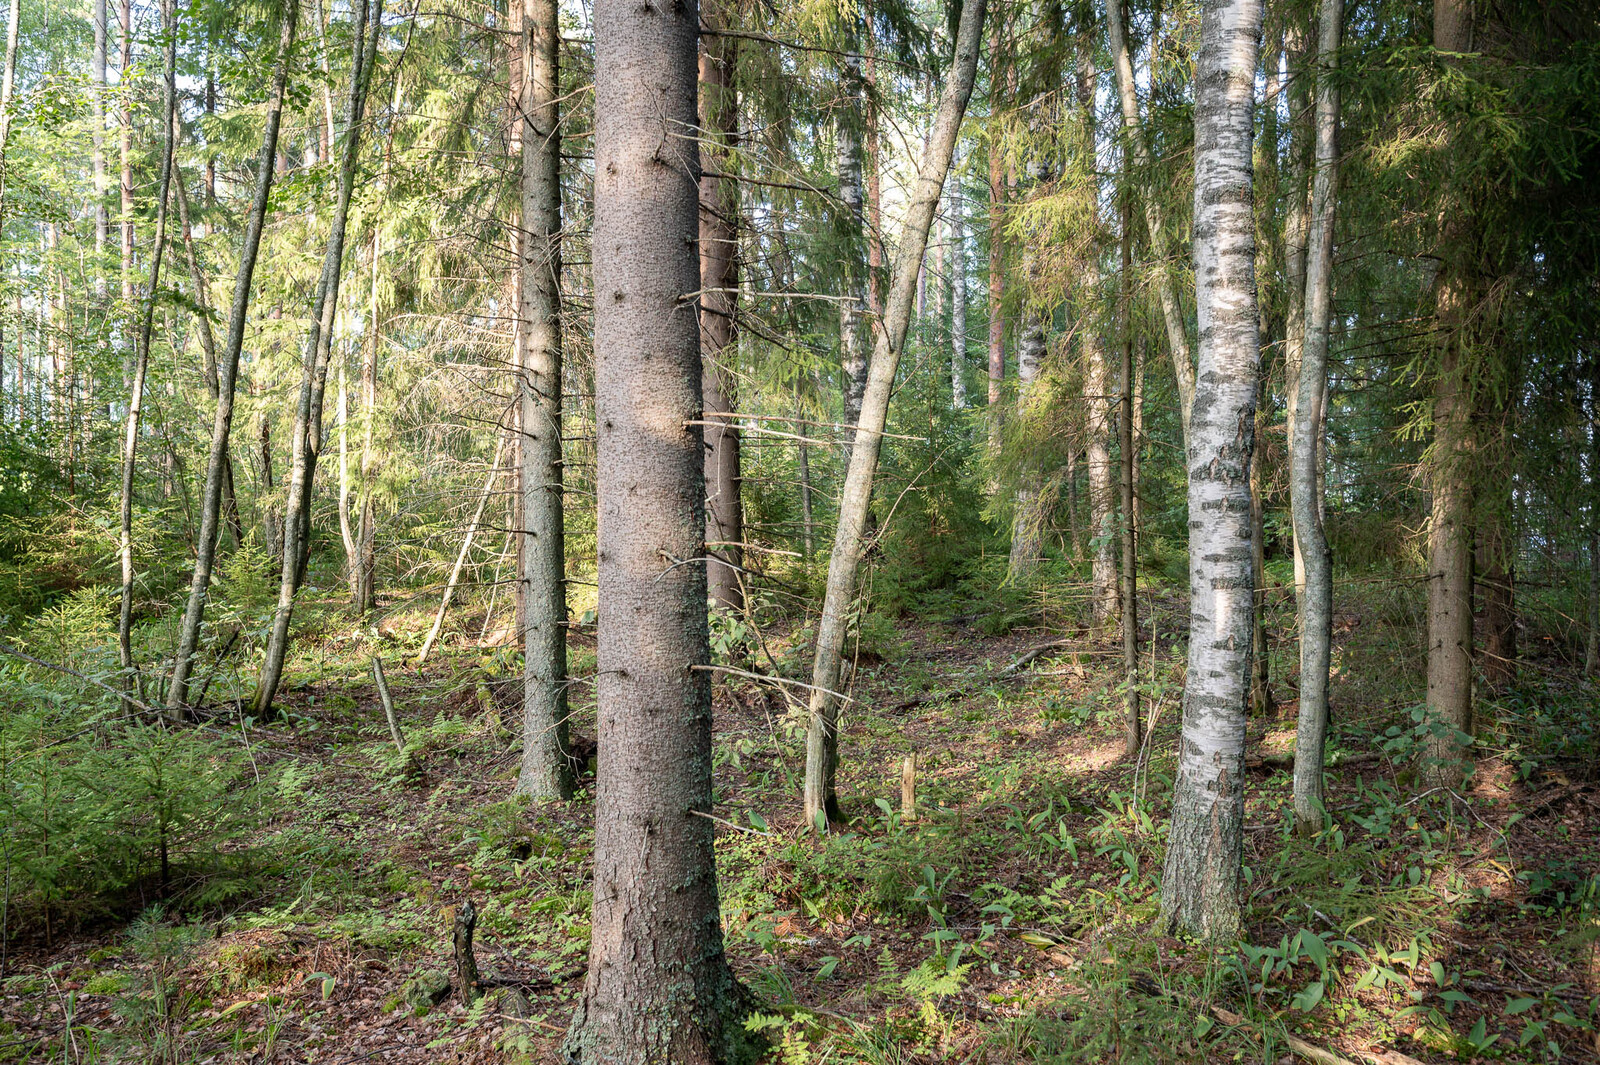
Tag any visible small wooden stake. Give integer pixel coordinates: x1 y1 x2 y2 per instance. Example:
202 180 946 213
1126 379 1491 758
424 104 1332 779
901 754 917 822
371 656 405 755
453 899 480 1003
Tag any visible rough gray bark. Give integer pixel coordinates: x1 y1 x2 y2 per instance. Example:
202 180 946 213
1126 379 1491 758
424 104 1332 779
803 0 987 828
559 0 753 1057
1006 313 1047 581
116 0 177 713
1291 0 1342 830
255 0 383 717
1159 0 1263 940
700 13 743 614
1422 0 1475 787
167 2 300 709
513 0 574 802
1105 0 1195 445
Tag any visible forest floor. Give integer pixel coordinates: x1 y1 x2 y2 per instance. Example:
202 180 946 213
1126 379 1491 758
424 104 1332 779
2 576 1598 1064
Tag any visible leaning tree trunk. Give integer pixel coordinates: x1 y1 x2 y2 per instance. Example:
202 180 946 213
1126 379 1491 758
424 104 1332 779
1290 0 1342 832
700 11 744 614
1106 0 1195 445
167 1 300 709
116 0 177 714
803 0 987 828
1159 0 1263 941
513 0 574 802
1422 0 1476 787
558 0 753 1057
255 0 383 717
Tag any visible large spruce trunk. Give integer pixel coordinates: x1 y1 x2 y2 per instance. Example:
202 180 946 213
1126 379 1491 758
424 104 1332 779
559 0 752 1058
1159 0 1263 940
514 0 573 801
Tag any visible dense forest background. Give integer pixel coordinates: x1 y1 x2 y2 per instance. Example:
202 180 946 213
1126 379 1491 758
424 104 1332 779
0 0 1598 1059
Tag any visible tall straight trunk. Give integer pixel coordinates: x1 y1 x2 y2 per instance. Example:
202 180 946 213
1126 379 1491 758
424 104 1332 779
1085 324 1117 624
118 0 133 333
338 355 358 598
255 0 384 717
1105 0 1195 444
985 47 1005 452
1282 25 1311 599
1159 0 1262 940
175 171 246 549
837 43 869 432
803 0 986 828
92 0 107 295
1250 376 1271 717
357 228 379 610
0 0 19 251
167 2 300 709
1291 0 1342 829
1006 315 1047 581
1422 0 1475 786
514 0 573 801
950 149 968 409
559 0 751 1055
116 0 177 713
700 12 743 613
1119 192 1140 759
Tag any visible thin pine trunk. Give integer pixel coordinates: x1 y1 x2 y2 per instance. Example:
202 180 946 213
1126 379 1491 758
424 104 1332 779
950 150 968 409
514 0 574 801
701 11 743 614
167 1 300 709
116 0 177 714
1106 0 1195 445
559 0 751 1052
1120 192 1140 760
1159 0 1263 940
804 0 986 828
1290 0 1342 829
255 0 384 717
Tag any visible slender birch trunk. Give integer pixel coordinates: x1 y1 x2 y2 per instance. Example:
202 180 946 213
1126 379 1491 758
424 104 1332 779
513 0 574 801
1291 0 1342 829
116 0 177 713
837 41 869 433
118 0 133 389
1105 0 1195 444
1085 324 1118 625
167 2 300 709
357 228 379 611
1159 0 1263 940
701 10 743 613
804 0 986 828
560 0 752 1051
92 0 107 297
255 0 384 716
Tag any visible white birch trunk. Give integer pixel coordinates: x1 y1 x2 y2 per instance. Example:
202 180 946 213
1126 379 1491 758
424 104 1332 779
1159 0 1263 940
